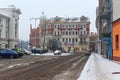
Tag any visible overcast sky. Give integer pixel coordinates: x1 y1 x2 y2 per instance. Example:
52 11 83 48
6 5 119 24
0 0 98 41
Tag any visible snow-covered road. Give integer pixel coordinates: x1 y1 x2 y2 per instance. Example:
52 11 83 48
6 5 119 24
78 53 120 80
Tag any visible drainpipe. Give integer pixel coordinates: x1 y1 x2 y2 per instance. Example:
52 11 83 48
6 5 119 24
8 19 10 49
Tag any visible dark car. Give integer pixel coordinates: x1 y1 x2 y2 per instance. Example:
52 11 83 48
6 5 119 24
0 49 19 58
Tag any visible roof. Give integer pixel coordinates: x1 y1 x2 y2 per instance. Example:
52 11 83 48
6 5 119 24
0 14 10 19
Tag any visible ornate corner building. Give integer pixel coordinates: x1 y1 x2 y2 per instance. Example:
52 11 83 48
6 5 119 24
0 5 21 49
39 16 90 52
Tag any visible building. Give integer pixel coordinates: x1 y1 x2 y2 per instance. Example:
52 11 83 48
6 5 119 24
89 32 97 52
0 5 21 49
96 0 112 58
112 0 120 61
40 16 90 53
29 24 40 48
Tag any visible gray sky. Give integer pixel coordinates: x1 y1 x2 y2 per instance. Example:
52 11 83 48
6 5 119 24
0 0 98 41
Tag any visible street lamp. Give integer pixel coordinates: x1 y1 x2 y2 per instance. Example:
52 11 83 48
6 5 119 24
43 20 48 50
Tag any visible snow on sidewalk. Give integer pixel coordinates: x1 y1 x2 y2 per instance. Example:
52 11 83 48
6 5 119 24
77 53 120 80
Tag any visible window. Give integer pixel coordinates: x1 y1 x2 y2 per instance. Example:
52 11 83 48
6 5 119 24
84 24 86 27
73 25 74 28
66 31 68 35
73 31 74 35
76 31 78 35
69 38 71 42
15 45 17 48
58 31 59 35
84 31 86 35
0 29 1 38
15 25 17 38
0 19 2 24
66 25 68 28
69 31 71 35
63 31 65 35
58 25 59 29
6 31 8 38
0 24 3 28
72 38 74 43
76 38 78 42
81 31 82 36
55 31 56 36
116 34 119 49
84 38 86 42
63 25 64 28
63 38 64 42
66 38 68 43
55 25 56 29
76 24 77 27
5 44 8 48
80 38 82 43
69 25 71 28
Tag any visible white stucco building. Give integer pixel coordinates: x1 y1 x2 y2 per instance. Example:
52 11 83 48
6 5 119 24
0 5 21 49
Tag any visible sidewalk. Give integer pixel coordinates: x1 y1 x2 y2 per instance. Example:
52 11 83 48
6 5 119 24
77 53 120 80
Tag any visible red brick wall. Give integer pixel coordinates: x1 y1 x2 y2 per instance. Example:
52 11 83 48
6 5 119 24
30 27 40 48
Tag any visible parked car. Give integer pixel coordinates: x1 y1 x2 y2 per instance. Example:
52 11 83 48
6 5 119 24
69 50 74 54
12 48 24 57
0 49 19 58
54 50 61 55
24 49 32 55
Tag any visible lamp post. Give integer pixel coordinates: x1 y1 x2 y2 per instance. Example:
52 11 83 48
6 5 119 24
43 20 48 51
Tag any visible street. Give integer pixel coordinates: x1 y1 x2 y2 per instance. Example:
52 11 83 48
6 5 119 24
0 53 89 80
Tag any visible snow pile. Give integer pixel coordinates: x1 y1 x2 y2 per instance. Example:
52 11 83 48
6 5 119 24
31 52 71 56
78 53 120 80
0 62 34 71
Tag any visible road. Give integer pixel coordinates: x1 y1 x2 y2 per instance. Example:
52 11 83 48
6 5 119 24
0 53 89 80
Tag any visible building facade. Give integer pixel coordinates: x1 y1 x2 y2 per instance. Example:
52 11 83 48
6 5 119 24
0 5 21 49
29 24 40 48
112 19 120 61
96 0 112 58
40 16 90 52
89 32 97 52
112 0 120 61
